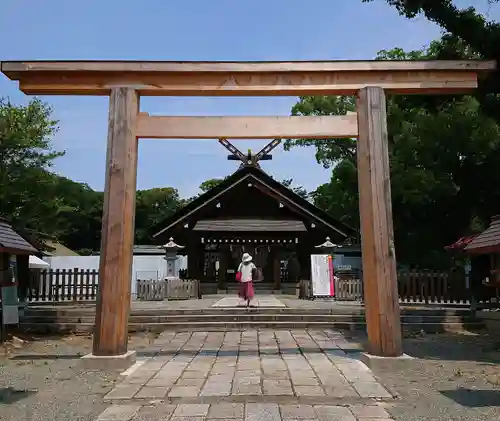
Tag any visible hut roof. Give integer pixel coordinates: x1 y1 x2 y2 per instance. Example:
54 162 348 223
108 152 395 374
464 215 500 254
0 218 38 254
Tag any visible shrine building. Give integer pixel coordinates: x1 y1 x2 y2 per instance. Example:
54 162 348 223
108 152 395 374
152 140 360 293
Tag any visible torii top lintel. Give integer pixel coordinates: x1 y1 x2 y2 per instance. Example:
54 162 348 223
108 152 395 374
0 59 495 96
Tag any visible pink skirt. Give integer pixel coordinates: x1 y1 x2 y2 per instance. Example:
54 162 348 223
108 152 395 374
238 281 254 301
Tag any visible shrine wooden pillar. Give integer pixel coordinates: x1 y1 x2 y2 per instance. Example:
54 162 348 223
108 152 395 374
187 241 198 279
356 87 402 357
273 250 281 291
297 240 311 280
93 87 139 357
16 254 30 303
0 252 9 273
197 241 206 280
218 244 228 290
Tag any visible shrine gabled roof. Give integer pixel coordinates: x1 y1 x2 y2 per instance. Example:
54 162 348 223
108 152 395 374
152 165 356 239
0 218 38 254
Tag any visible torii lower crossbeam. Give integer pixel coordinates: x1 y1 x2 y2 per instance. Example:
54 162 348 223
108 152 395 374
137 114 358 139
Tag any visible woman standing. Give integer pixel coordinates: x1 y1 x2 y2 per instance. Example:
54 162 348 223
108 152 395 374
237 253 256 307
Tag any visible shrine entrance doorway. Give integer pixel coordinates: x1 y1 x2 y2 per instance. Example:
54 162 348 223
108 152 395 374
200 242 301 293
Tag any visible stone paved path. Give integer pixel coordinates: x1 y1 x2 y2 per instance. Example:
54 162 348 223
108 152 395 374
212 295 286 308
97 402 394 420
95 330 396 420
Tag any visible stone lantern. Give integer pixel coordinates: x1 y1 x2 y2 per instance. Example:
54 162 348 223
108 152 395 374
314 236 341 254
314 236 345 272
160 237 185 280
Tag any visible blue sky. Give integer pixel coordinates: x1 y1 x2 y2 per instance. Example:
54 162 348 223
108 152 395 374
1 0 498 198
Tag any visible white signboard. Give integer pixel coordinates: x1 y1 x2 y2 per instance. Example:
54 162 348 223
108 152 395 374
311 254 333 297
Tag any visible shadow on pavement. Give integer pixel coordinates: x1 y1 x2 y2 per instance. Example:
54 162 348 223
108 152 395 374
403 332 500 364
0 387 38 404
441 388 500 407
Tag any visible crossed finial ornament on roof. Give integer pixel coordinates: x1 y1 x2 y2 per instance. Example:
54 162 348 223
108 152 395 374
218 138 282 168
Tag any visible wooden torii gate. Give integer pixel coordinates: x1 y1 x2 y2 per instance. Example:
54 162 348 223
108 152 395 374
0 59 495 361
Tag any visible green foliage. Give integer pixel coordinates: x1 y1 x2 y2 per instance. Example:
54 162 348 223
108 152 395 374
0 98 64 234
362 0 500 120
280 178 309 199
43 175 104 252
285 39 500 268
0 98 109 253
286 96 356 167
309 160 359 229
199 178 225 193
0 98 62 169
134 187 184 244
0 98 185 252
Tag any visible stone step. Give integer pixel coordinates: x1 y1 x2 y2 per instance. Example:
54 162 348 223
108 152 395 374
21 313 477 324
22 306 473 317
19 319 483 334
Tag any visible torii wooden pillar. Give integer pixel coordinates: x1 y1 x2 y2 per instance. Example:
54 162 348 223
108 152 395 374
93 88 139 356
357 87 401 356
1 60 494 359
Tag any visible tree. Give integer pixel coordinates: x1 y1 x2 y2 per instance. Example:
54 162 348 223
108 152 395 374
309 160 359 229
0 98 110 253
134 187 184 244
51 176 103 253
361 1 500 59
199 178 225 193
280 178 309 200
285 96 357 167
0 98 65 234
361 0 500 120
285 40 500 268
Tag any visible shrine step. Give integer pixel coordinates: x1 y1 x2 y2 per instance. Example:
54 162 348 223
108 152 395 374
20 313 479 324
19 304 478 315
19 308 482 334
18 320 483 334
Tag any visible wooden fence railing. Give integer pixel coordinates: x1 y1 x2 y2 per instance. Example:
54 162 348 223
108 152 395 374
335 277 364 301
25 268 497 307
28 268 99 302
136 279 200 301
297 276 363 301
136 279 165 301
299 269 479 304
398 269 468 304
27 269 202 302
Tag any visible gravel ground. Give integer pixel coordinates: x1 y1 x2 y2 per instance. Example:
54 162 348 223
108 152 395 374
1 329 499 421
373 331 500 421
0 332 158 421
